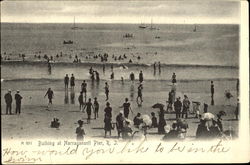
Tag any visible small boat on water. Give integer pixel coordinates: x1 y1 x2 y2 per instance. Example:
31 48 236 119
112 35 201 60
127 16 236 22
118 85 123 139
63 40 73 44
155 36 160 39
139 21 147 29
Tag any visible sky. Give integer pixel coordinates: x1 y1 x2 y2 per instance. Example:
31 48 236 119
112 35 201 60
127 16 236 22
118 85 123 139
1 0 240 24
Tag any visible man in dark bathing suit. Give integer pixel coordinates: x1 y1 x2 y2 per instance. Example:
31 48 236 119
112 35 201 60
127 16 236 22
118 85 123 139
82 98 94 124
120 98 133 118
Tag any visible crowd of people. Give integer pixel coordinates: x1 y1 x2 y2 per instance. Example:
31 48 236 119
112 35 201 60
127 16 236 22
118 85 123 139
3 64 239 142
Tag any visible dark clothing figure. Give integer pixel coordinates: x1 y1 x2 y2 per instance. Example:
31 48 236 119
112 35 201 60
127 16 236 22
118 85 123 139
85 102 93 123
64 75 69 89
133 115 143 127
196 120 209 139
217 115 223 132
123 102 131 118
158 109 166 134
70 75 75 88
235 101 239 120
116 113 124 138
137 84 143 104
105 83 109 101
211 84 214 97
174 99 182 119
81 81 87 94
151 116 158 128
15 93 22 114
172 73 177 84
182 97 190 118
44 89 54 104
95 71 100 81
94 100 99 119
104 106 112 118
139 72 143 83
104 116 112 137
5 92 12 114
130 73 135 81
78 93 84 111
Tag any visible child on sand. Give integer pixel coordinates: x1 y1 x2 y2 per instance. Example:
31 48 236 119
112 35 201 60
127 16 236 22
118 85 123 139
76 120 85 141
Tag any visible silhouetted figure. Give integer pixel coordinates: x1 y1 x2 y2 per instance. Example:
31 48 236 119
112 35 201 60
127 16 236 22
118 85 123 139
94 97 99 119
104 102 112 138
130 72 135 82
78 92 84 111
203 103 208 113
4 89 13 115
70 74 75 90
104 82 109 101
64 90 69 104
82 98 94 124
133 113 143 127
110 72 114 80
139 70 143 83
44 88 54 108
236 79 239 96
172 73 177 84
116 111 124 138
15 90 23 114
182 95 190 119
235 99 239 120
81 80 87 101
158 109 166 134
151 112 158 128
174 97 182 119
211 81 214 105
120 98 133 118
95 71 100 82
136 83 143 105
64 74 69 89
158 61 161 74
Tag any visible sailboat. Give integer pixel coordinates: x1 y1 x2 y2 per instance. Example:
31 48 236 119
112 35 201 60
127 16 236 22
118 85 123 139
139 22 147 29
71 17 82 30
149 19 159 30
193 24 197 32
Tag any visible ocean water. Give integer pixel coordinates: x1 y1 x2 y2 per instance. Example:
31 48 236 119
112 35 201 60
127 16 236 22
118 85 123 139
1 23 239 66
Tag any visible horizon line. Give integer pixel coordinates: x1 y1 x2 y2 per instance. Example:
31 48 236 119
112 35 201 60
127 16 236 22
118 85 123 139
0 22 240 25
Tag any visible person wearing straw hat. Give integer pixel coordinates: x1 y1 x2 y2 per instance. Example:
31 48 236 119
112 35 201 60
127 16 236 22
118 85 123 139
15 90 23 114
4 89 13 115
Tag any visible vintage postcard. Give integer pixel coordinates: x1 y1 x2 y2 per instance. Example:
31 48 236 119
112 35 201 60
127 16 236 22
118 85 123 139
1 0 249 164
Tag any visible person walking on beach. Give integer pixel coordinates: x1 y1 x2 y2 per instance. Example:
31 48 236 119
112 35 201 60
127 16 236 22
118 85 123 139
44 88 54 108
182 95 190 119
174 97 182 119
78 92 84 111
104 82 109 101
64 74 69 89
4 89 13 115
172 73 177 84
15 90 23 114
95 71 100 82
76 120 85 141
136 83 143 104
120 98 133 118
93 97 99 119
81 80 87 101
82 98 94 124
153 62 156 75
139 71 143 83
70 74 75 90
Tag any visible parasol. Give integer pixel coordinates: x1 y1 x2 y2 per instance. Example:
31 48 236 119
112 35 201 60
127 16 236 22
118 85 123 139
141 114 152 126
152 103 165 109
201 112 215 121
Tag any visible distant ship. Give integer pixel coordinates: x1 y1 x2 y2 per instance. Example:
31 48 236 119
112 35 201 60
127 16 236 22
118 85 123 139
71 17 82 30
149 19 159 30
139 22 147 29
63 40 73 44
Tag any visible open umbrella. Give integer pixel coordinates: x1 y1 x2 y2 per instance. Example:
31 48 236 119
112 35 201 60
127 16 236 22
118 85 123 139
152 103 164 109
201 112 215 121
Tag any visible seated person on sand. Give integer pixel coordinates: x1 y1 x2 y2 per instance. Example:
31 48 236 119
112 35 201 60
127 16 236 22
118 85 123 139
122 120 133 139
133 113 143 128
76 120 85 141
151 112 158 128
162 122 178 141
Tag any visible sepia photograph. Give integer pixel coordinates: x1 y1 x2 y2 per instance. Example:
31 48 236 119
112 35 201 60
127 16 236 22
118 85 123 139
1 0 249 164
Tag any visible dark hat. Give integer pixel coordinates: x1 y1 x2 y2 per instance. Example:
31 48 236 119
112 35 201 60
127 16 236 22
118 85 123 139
78 120 83 125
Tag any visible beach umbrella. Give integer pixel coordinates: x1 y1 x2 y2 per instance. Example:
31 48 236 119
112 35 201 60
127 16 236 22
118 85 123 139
152 103 164 109
201 112 215 121
141 114 152 126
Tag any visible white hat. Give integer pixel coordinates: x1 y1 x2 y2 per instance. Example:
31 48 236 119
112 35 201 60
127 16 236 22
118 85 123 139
119 110 124 114
8 89 11 92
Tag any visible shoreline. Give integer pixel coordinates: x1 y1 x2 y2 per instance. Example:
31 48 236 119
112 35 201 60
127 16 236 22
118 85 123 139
1 60 239 69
